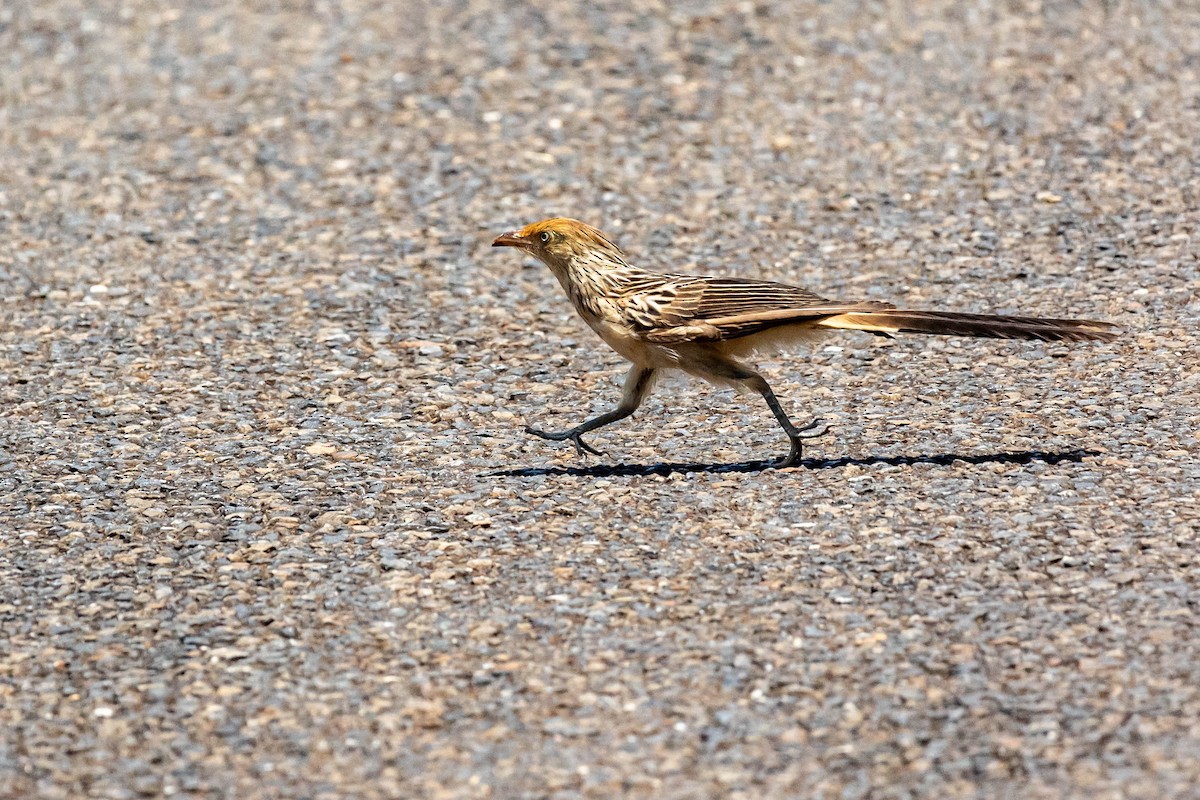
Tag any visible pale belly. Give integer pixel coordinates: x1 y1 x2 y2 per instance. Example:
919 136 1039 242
583 316 681 369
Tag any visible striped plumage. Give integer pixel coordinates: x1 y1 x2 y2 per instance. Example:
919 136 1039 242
493 217 1119 466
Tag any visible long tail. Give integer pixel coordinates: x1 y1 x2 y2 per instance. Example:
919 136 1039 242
816 309 1120 342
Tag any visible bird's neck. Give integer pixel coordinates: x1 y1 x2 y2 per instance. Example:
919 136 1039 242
545 252 635 317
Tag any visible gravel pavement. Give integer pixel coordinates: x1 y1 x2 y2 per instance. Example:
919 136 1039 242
2 1 1198 797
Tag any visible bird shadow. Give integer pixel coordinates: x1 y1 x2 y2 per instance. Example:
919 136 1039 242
486 449 1100 478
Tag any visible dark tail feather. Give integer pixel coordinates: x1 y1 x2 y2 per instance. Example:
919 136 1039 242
818 309 1120 342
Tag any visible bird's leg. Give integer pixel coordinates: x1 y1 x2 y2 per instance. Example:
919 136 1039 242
742 373 827 468
525 366 657 458
686 353 826 467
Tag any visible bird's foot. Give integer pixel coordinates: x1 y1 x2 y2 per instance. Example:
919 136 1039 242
796 418 828 438
774 419 829 468
774 441 804 468
524 425 606 458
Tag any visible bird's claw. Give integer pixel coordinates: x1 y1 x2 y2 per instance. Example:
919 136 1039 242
774 445 803 468
570 435 605 457
796 418 829 438
524 425 606 458
774 419 830 468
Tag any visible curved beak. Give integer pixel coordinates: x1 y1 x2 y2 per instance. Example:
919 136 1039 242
492 230 529 248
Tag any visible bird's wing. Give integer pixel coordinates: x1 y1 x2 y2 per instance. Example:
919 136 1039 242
624 276 893 341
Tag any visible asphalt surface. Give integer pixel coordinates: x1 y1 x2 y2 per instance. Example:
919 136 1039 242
2 1 1198 798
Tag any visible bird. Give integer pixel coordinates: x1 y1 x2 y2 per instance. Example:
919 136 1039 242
492 217 1119 467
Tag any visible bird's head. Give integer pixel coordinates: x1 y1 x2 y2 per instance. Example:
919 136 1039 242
492 218 624 268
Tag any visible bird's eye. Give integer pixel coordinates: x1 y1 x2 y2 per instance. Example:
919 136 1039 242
538 231 551 243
